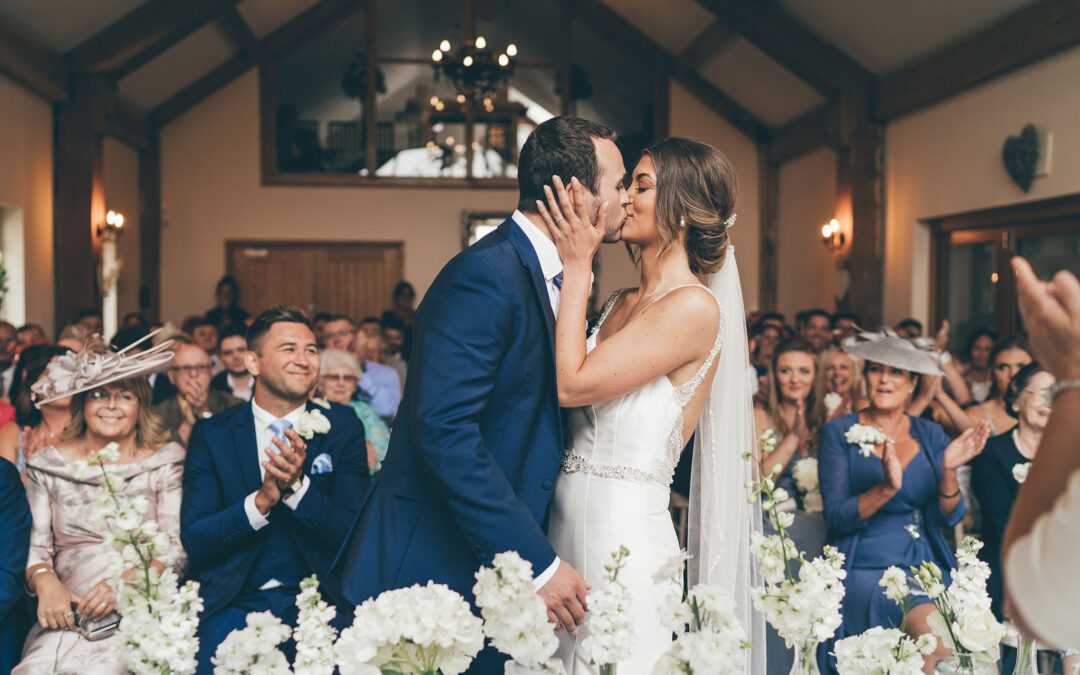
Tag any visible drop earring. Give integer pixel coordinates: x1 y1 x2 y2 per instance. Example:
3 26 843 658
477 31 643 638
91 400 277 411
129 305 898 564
679 216 687 228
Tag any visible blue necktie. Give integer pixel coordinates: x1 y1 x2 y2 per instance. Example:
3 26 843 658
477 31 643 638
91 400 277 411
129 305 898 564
269 418 292 453
553 272 563 289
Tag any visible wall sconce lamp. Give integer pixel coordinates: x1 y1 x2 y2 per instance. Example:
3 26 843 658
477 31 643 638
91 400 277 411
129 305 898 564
98 210 125 238
821 218 845 251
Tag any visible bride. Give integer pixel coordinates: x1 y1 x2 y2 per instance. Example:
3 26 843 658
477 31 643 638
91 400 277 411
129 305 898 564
539 137 764 674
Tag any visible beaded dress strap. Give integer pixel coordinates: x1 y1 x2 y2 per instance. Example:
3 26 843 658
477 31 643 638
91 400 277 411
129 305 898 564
589 288 630 337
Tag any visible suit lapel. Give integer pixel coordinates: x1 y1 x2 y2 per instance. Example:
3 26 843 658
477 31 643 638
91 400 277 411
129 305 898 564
231 405 262 495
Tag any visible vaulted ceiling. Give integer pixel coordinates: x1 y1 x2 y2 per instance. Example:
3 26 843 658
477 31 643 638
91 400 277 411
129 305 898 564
0 0 1074 138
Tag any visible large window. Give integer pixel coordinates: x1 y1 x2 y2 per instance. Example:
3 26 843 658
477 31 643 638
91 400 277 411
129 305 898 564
261 0 660 187
931 193 1080 351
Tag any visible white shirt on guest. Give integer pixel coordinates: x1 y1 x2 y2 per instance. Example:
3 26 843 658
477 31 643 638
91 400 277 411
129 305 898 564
513 209 562 590
1005 467 1080 649
227 373 254 401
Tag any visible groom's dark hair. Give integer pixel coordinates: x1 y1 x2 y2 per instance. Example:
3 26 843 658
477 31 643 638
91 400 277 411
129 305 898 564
517 116 617 213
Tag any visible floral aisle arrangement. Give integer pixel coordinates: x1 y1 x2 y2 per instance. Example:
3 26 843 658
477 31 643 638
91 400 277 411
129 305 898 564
832 568 936 674
334 581 485 675
580 546 635 675
212 611 294 674
652 552 751 675
292 576 339 674
472 551 565 675
911 538 1006 674
746 433 847 675
78 443 203 675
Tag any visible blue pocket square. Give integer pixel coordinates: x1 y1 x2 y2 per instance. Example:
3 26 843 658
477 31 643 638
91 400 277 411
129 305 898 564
311 453 334 475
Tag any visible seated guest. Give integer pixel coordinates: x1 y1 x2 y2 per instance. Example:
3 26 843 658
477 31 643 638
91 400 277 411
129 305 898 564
971 362 1052 621
0 456 31 674
0 346 71 474
380 314 408 384
964 336 1032 435
317 349 390 473
822 348 865 420
831 312 861 347
211 326 254 401
15 324 47 351
959 329 997 403
321 314 402 420
56 324 88 352
1003 259 1080 654
181 306 369 675
204 274 249 329
799 309 832 353
15 339 183 674
894 318 923 338
122 312 150 331
191 318 223 374
322 314 359 352
74 309 103 338
380 281 416 361
312 312 332 349
819 333 991 672
153 343 243 444
112 325 177 404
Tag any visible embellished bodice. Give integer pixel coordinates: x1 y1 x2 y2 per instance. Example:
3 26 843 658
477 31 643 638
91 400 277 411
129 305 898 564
561 285 724 488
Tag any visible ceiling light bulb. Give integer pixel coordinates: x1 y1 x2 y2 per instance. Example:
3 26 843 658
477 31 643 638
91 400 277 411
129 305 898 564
463 55 473 67
506 43 517 57
498 53 509 67
432 49 443 62
475 36 486 49
440 40 451 52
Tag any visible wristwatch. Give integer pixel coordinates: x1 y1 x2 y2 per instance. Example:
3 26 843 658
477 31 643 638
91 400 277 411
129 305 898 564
281 476 305 499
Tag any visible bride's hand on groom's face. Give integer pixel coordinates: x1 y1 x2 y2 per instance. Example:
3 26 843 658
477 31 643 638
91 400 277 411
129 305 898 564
538 175 605 270
537 559 590 635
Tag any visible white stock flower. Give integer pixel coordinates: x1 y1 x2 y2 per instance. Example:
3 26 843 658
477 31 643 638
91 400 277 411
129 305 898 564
95 442 122 463
294 576 338 675
834 626 926 675
1012 462 1031 484
651 550 692 589
792 457 819 493
212 611 293 675
844 424 886 458
878 566 911 603
473 551 560 672
295 409 332 440
581 547 634 668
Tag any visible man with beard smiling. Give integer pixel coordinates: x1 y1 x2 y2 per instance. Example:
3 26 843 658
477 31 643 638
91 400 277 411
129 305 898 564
180 305 368 674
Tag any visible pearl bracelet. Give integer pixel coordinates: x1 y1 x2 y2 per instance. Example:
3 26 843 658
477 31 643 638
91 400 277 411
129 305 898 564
1049 379 1080 403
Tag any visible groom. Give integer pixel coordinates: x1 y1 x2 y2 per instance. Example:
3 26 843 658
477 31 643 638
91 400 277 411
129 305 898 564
336 116 629 670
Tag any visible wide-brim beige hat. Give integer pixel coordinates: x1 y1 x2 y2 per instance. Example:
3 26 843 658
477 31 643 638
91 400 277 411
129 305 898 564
32 332 175 407
844 331 943 376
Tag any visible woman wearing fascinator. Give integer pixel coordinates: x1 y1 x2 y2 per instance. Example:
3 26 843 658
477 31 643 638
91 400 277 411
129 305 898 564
818 332 992 673
14 336 185 675
537 137 764 674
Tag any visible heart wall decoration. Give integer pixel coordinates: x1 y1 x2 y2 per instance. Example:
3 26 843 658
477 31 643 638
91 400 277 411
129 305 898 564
1002 124 1040 192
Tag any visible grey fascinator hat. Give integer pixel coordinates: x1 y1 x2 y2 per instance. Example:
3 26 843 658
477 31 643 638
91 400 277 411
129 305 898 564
32 332 175 406
843 329 944 376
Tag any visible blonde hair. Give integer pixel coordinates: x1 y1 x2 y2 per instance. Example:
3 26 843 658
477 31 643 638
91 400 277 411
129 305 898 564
821 348 862 397
62 377 171 449
638 137 737 276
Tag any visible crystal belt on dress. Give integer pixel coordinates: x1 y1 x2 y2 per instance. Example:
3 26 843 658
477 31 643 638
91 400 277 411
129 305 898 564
560 451 669 488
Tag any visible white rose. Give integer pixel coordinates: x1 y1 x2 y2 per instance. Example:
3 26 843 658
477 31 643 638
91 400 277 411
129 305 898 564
1012 462 1031 484
952 610 1006 656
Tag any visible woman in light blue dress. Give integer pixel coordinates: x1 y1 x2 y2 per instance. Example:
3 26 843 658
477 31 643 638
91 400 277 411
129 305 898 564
317 349 390 473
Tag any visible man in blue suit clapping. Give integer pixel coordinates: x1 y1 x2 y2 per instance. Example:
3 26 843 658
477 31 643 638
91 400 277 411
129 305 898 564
181 305 369 674
336 117 630 674
0 457 31 673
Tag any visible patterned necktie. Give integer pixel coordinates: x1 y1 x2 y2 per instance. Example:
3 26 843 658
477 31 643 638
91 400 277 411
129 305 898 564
552 272 563 290
269 418 293 446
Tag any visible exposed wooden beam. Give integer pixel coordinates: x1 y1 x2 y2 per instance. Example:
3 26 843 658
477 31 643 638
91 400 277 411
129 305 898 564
765 102 858 164
101 94 151 150
695 0 874 97
217 7 258 56
836 126 884 329
875 0 1080 120
139 128 162 321
573 0 771 141
151 0 363 127
66 0 242 79
0 15 69 102
674 21 735 74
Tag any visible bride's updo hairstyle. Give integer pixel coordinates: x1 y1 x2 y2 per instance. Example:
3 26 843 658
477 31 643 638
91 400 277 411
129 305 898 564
642 137 737 276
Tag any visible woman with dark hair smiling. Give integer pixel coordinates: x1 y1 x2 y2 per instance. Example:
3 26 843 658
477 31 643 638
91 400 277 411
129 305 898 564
819 333 991 672
964 336 1032 435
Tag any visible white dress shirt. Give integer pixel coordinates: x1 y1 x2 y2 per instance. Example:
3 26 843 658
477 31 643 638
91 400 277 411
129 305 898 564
242 400 312 531
513 210 563 589
1005 467 1080 649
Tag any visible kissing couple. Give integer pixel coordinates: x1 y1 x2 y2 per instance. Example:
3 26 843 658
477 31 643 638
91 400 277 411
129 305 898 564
336 116 765 674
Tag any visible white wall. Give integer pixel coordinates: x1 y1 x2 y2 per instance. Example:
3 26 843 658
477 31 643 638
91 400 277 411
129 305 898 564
777 147 838 319
884 44 1080 325
0 74 54 335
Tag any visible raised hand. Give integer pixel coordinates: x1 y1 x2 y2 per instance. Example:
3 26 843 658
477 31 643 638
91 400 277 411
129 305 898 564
943 421 991 470
266 428 308 490
792 397 809 441
882 439 903 492
537 175 605 271
1013 256 1080 381
935 320 951 353
76 578 116 621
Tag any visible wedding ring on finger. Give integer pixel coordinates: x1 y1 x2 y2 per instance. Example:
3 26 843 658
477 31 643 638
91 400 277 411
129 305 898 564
554 215 565 223
64 611 73 617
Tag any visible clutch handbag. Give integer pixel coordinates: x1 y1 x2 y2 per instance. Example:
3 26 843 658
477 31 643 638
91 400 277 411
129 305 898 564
76 610 122 641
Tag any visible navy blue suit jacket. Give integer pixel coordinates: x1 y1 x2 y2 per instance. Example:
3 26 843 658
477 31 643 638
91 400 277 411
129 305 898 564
180 400 369 615
0 458 31 674
336 218 564 604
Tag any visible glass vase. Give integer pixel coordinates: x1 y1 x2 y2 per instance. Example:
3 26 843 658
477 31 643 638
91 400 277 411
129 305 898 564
1012 638 1037 675
934 655 999 675
790 641 821 675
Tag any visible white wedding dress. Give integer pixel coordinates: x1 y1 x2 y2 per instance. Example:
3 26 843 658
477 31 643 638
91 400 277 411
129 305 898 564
549 284 723 675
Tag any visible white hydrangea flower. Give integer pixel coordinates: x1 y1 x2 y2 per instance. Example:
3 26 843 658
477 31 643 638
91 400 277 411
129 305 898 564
295 409 332 440
213 611 293 674
834 626 927 675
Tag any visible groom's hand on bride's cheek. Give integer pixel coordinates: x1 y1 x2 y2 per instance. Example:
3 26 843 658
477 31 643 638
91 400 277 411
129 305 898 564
538 560 590 635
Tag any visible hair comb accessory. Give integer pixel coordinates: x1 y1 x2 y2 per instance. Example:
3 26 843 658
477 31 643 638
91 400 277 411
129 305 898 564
723 213 737 228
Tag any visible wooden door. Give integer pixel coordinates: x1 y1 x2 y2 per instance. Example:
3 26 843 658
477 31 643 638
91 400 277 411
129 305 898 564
227 241 404 319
